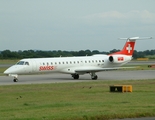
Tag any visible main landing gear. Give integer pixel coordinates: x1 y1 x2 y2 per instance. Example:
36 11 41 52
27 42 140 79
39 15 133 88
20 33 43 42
71 72 98 80
90 72 98 80
72 74 79 79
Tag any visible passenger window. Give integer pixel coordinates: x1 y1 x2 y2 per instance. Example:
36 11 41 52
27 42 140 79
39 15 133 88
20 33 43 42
102 60 104 62
51 62 53 65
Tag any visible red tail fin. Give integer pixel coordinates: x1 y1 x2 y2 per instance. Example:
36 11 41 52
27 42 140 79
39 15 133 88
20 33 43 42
109 37 152 56
111 40 135 56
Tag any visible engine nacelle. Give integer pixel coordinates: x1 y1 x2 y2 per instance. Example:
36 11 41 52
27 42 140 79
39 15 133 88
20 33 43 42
109 55 131 64
109 56 114 62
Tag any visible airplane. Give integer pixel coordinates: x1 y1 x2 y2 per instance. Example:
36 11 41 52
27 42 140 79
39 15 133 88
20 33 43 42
4 37 152 82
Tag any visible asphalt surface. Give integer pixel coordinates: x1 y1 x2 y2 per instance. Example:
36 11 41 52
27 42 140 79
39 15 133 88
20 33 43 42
0 70 155 85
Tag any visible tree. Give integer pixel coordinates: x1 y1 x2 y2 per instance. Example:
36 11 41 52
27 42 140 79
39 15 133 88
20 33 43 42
78 50 86 56
0 49 155 59
1 50 13 58
92 50 100 54
109 49 120 54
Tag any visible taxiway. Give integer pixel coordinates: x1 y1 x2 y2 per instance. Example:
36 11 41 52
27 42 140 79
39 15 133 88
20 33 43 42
0 70 155 85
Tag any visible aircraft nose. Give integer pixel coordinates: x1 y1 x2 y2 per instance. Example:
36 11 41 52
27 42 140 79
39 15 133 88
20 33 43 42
4 68 11 74
4 65 26 74
3 66 18 74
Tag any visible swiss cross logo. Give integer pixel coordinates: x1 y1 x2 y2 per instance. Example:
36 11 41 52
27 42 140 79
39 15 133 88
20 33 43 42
126 44 132 53
118 57 124 61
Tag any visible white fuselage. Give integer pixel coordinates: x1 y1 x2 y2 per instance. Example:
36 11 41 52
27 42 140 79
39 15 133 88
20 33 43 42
4 54 132 75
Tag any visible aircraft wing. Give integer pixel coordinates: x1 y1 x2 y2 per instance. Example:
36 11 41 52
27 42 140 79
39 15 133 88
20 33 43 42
75 66 134 73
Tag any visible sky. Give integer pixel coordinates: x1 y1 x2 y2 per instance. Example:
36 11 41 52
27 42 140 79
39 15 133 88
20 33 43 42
0 0 155 52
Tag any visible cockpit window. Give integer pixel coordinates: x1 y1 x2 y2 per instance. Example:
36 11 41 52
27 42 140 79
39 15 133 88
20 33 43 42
25 62 29 65
16 61 29 65
16 61 25 65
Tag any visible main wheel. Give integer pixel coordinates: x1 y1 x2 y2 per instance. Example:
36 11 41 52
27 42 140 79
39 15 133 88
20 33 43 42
13 78 18 82
92 75 98 80
72 74 79 79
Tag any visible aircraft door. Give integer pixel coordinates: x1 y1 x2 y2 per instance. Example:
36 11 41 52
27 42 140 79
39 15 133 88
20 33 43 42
30 60 37 73
24 60 37 73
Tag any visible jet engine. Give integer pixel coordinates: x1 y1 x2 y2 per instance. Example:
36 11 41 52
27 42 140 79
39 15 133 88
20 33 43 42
109 56 114 62
108 55 129 64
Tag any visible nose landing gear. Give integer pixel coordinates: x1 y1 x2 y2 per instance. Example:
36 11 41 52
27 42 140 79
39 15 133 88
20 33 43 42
8 74 18 82
13 78 18 82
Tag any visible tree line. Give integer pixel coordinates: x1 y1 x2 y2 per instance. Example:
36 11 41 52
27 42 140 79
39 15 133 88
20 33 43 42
0 49 155 59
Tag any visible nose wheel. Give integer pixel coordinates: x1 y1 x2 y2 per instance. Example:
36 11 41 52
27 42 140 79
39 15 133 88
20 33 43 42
9 74 18 82
13 78 18 82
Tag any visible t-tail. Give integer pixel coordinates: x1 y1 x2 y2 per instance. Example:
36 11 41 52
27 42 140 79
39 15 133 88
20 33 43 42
109 37 152 56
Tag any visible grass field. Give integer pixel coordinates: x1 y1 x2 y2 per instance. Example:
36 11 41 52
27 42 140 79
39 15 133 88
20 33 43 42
0 80 155 120
0 59 18 64
0 59 18 75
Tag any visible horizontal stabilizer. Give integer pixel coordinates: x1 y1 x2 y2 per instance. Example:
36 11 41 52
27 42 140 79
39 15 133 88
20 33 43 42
119 37 152 40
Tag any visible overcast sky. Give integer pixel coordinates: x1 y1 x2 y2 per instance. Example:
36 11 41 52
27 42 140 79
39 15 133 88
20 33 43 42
0 0 155 52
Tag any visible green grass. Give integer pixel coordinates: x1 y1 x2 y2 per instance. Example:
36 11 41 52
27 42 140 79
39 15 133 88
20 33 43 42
0 67 7 75
145 55 155 59
0 59 18 64
123 64 155 70
0 80 155 120
0 59 18 75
